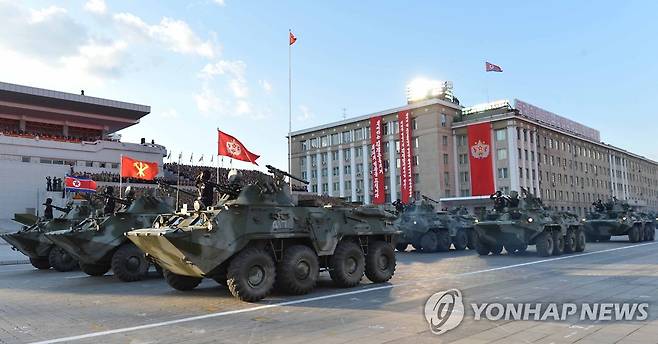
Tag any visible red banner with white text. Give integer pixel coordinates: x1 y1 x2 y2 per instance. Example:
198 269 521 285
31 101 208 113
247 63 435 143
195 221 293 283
467 123 495 196
370 116 385 204
397 111 414 203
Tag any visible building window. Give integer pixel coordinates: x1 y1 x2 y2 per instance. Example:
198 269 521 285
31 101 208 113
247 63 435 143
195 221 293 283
442 136 448 145
495 129 506 141
413 156 419 166
354 128 364 141
301 140 308 151
300 157 306 168
441 114 447 127
342 131 352 143
310 138 318 148
332 167 339 176
497 168 509 179
331 133 339 145
355 146 363 158
321 168 328 177
443 154 449 165
497 148 507 160
331 150 339 161
345 180 352 191
344 165 351 174
343 148 351 161
321 136 329 147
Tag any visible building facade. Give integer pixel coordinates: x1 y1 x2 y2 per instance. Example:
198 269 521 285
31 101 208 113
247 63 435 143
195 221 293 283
290 94 658 215
0 82 166 219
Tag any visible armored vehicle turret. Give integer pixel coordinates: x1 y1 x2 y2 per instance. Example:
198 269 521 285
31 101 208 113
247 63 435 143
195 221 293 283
394 196 476 252
474 188 586 257
584 199 655 242
45 190 173 281
127 166 399 302
0 201 94 271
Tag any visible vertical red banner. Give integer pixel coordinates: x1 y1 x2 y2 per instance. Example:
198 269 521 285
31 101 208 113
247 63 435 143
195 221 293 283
370 116 385 204
467 123 495 196
397 111 414 203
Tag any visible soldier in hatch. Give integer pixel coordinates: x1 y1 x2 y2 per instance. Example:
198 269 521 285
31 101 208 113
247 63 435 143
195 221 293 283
195 170 215 208
490 190 509 211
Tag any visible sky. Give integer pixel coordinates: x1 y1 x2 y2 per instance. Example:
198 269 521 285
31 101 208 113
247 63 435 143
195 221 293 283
1 0 657 171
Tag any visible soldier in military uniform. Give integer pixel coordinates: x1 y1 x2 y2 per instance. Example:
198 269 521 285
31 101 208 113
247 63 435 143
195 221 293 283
490 190 509 211
195 170 215 208
102 186 116 215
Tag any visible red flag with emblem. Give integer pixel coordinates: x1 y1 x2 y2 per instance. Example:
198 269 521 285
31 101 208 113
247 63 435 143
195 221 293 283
289 31 297 46
120 156 159 180
218 130 260 165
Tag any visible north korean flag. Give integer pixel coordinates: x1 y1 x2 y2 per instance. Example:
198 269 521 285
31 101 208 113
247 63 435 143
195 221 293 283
65 176 97 193
485 61 503 72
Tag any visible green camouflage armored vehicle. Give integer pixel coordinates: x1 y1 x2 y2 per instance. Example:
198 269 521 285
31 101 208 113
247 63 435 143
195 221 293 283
127 166 399 302
474 188 586 257
46 190 173 281
0 201 94 271
584 199 655 242
394 197 476 252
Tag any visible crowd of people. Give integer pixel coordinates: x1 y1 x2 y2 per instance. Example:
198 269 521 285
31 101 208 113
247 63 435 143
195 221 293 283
1 129 108 144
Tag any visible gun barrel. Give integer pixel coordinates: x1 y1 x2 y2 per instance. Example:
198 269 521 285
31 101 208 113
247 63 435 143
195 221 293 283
421 195 440 204
266 164 309 185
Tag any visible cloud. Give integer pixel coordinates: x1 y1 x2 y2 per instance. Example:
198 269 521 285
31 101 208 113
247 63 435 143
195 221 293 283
212 0 226 6
114 13 218 58
84 0 107 15
297 105 313 121
200 59 248 98
0 2 88 59
259 79 272 93
61 40 129 77
195 85 225 115
29 5 67 23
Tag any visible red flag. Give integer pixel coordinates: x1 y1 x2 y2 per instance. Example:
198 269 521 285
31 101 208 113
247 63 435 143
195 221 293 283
467 123 495 196
289 31 297 46
485 61 503 72
64 176 97 193
121 156 159 180
218 130 260 165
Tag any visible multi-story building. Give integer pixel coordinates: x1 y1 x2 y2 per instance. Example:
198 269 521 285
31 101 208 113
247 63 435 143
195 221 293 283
290 97 461 204
449 99 657 215
0 81 166 220
290 86 658 215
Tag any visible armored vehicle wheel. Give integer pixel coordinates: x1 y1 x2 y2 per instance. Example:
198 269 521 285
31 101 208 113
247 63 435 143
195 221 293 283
575 229 586 252
629 226 641 243
112 243 149 282
474 234 491 255
536 232 554 257
365 241 396 283
49 246 78 272
505 243 527 255
395 243 409 252
275 245 319 295
227 247 276 302
564 230 576 253
419 232 439 253
552 231 565 256
452 231 468 251
30 257 51 270
598 235 611 242
490 243 504 255
164 270 202 291
329 241 365 288
466 229 477 250
643 225 651 241
436 230 451 252
79 262 111 276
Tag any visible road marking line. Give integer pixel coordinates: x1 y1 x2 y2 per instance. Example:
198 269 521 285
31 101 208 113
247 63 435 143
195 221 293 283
30 241 658 344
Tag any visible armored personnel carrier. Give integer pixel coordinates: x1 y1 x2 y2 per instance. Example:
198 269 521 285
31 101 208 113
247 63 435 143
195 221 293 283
394 196 476 252
584 199 655 242
474 188 586 257
0 201 94 271
127 166 399 302
46 189 173 281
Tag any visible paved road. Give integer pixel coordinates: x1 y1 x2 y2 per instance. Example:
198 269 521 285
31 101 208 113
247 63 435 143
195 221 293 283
1 237 657 344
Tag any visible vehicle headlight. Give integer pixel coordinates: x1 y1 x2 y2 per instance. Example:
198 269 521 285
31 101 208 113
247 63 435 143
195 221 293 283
194 200 201 212
413 221 417 225
207 222 213 231
581 218 586 222
622 217 627 221
527 217 534 223
474 219 479 223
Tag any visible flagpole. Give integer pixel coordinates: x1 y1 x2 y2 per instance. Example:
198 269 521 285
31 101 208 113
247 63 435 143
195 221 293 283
288 29 293 190
119 154 123 198
176 153 180 210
